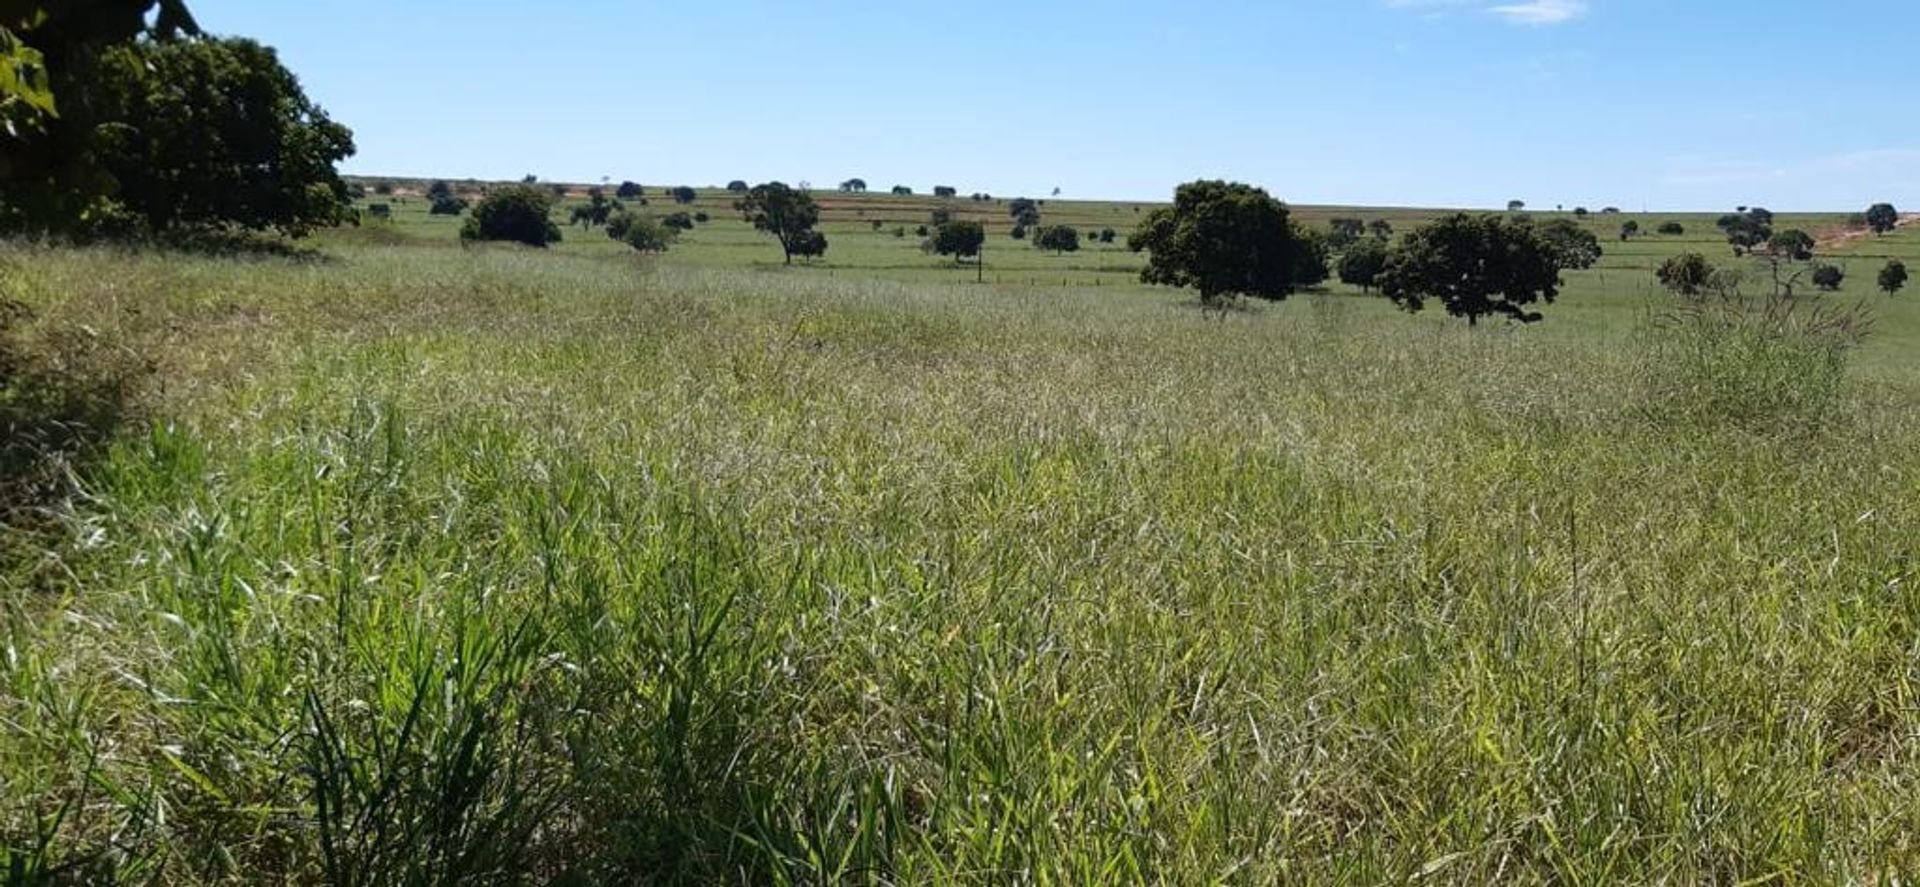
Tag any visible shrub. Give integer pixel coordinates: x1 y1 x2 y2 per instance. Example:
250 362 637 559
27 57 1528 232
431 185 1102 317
1010 224 1027 240
929 208 952 227
1879 260 1908 296
1033 225 1080 254
1811 264 1845 291
616 181 644 200
459 185 562 247
788 230 828 261
429 194 468 216
933 186 957 198
1656 253 1716 296
605 211 676 252
1769 230 1815 261
1097 228 1116 244
726 180 749 193
1657 221 1685 236
693 211 710 224
914 225 929 237
891 186 912 196
661 212 695 231
366 204 392 220
1337 237 1388 293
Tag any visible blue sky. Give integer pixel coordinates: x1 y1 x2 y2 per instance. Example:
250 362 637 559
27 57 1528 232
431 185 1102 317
190 0 1919 211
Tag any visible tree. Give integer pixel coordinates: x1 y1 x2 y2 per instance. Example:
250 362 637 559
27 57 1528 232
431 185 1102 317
736 181 822 264
1337 237 1389 293
1534 218 1603 271
1573 207 1590 217
1769 229 1815 261
39 35 355 237
929 208 952 227
426 180 454 201
671 186 697 204
1008 198 1040 228
429 193 469 216
616 181 644 200
1656 253 1716 296
927 220 985 263
789 229 828 262
1619 220 1640 241
1327 217 1365 249
1657 221 1685 236
891 185 912 196
1097 228 1116 244
568 190 615 228
933 185 957 198
661 211 694 231
839 178 867 193
1377 213 1566 326
1866 203 1899 235
1811 264 1845 291
1009 224 1027 240
1717 209 1773 255
1508 200 1526 212
460 185 561 247
1128 180 1322 304
605 211 675 253
1033 225 1080 254
1879 260 1908 296
726 180 749 193
1368 219 1393 240
373 181 395 196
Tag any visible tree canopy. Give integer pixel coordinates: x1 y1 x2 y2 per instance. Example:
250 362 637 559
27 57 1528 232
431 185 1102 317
736 182 822 265
1378 213 1567 325
1769 229 1815 261
1879 260 1908 296
1033 225 1080 254
1128 180 1324 304
460 185 561 247
1656 253 1716 296
606 210 675 253
1865 203 1899 235
1533 219 1603 271
927 220 985 263
1337 237 1389 293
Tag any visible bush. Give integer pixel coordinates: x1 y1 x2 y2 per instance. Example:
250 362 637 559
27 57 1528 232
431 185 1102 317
616 181 644 200
1098 228 1116 244
1337 238 1388 293
429 194 468 216
1880 260 1908 296
929 208 952 227
693 212 710 224
1811 264 1845 291
1656 253 1716 296
662 212 695 231
1657 221 1685 235
1033 225 1080 253
788 230 828 261
1639 290 1866 431
914 225 929 237
605 211 676 253
726 180 749 193
459 185 562 247
671 186 697 205
1010 224 1027 240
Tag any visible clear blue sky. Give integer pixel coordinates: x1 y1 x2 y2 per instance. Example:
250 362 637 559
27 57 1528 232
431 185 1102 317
191 0 1919 211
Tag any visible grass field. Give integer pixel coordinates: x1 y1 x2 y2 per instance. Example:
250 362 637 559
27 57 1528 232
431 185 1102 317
4 189 1920 882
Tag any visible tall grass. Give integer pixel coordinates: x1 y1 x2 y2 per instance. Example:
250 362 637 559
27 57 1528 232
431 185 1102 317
3 243 1918 882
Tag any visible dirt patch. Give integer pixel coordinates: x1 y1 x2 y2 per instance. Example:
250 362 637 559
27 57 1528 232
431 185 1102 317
1816 213 1918 252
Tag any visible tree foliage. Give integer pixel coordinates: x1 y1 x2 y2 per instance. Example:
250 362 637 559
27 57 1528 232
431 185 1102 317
1378 213 1566 325
670 186 697 205
1657 221 1685 236
890 185 912 196
1656 253 1716 296
460 185 561 247
927 220 985 263
1811 264 1845 292
1327 217 1365 250
736 182 822 264
1128 180 1323 304
1337 237 1389 293
1865 203 1899 235
839 178 867 192
1769 229 1815 261
789 229 828 261
933 185 957 198
615 181 644 199
605 210 675 253
1033 225 1080 254
1879 260 1908 296
1717 208 1773 255
1534 218 1603 271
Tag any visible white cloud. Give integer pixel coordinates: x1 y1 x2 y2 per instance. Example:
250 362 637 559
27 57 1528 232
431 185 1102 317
1487 0 1590 25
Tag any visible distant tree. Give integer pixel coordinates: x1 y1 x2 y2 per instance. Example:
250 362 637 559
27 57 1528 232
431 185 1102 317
927 219 986 263
914 224 930 237
933 185 958 198
736 181 822 264
1601 207 1621 214
929 208 953 227
427 180 454 201
549 184 569 198
671 186 697 204
1051 187 1062 197
522 174 538 184
1508 200 1526 212
1657 221 1685 236
1619 220 1640 241
616 181 644 199
1034 225 1080 253
1128 179 1323 305
1769 229 1815 261
893 226 905 238
891 185 912 196
1716 209 1773 255
1879 260 1908 296
1656 253 1716 296
839 178 867 193
346 182 367 202
606 211 675 253
1535 218 1604 270
726 180 749 193
694 211 710 223
569 190 615 228
1327 217 1365 249
870 219 883 231
460 184 562 247
1378 213 1566 325
373 181 395 196
1368 219 1393 240
1337 237 1389 293
1811 263 1845 291
429 193 469 216
1097 228 1116 244
1008 198 1041 228
366 203 392 220
1865 203 1899 235
1009 224 1028 240
789 229 828 262
1573 207 1590 217
661 211 695 230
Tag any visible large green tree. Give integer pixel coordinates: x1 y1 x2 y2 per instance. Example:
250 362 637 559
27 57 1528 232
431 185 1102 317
1128 180 1323 304
736 182 821 264
460 185 562 247
1378 213 1566 325
91 36 354 236
1865 203 1899 235
1337 237 1388 293
927 219 984 264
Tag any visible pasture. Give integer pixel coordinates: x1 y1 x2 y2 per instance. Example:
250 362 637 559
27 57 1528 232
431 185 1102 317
3 190 1920 883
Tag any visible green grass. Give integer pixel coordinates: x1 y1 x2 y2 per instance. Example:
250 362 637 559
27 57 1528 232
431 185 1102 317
3 210 1920 882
